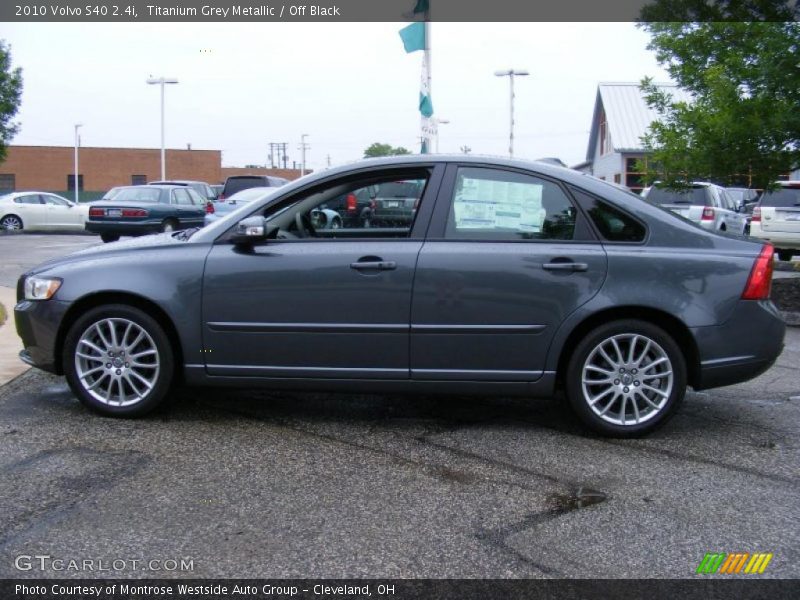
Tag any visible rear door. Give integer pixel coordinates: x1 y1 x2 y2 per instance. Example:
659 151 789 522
410 164 607 381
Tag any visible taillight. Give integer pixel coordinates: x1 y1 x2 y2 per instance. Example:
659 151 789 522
701 207 715 221
121 209 148 217
346 193 357 212
89 207 105 217
742 244 774 300
751 206 761 222
205 202 215 214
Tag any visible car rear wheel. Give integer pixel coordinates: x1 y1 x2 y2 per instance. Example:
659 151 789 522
100 233 120 243
777 250 793 262
63 304 175 417
565 319 686 437
1 215 23 230
160 219 178 233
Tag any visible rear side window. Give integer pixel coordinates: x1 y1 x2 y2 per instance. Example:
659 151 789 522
445 167 576 241
646 186 711 207
114 188 162 203
760 187 800 208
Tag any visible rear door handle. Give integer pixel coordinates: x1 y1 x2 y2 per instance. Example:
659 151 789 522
542 261 588 272
350 260 397 271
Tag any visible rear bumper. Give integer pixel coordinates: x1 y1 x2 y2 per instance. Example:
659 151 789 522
691 299 785 390
749 224 800 250
85 221 162 235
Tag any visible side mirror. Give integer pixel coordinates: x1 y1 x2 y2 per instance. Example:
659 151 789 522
231 216 274 245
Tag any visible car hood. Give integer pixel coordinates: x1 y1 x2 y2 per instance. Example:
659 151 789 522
26 232 193 276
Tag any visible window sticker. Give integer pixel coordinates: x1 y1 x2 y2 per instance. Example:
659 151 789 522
453 176 545 231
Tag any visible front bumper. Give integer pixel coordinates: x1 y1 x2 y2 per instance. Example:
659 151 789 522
691 299 786 390
14 297 72 374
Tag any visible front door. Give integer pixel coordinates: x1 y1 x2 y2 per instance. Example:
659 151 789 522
201 165 442 379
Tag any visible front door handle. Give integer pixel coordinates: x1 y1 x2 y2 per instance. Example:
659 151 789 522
350 260 397 271
542 261 588 272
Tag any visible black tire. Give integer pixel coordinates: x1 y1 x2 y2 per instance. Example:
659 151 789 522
777 250 793 262
565 319 687 437
1 214 23 231
63 304 175 417
161 218 179 233
100 233 120 243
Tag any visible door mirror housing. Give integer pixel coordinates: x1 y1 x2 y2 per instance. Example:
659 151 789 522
231 216 275 245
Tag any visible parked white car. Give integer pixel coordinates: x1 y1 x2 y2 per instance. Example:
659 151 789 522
0 192 90 231
642 182 748 235
749 181 800 261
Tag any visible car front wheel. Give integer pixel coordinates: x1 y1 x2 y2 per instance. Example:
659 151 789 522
63 304 174 417
565 320 686 437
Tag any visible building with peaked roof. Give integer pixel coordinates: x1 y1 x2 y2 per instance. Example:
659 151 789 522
581 82 692 193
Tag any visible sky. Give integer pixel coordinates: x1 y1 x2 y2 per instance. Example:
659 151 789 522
3 22 671 171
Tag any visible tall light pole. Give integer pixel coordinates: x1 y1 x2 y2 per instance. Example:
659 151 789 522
73 123 82 204
494 69 529 158
300 134 310 176
146 76 179 180
434 118 450 153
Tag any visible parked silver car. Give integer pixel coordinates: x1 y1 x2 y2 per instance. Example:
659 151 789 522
642 182 748 235
749 181 800 261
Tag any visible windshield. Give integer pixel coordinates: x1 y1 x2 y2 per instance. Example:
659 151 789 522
760 187 800 208
112 188 163 203
646 186 710 206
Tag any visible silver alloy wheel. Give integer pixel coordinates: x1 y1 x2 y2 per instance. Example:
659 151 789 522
1 216 22 230
74 317 160 407
162 221 175 232
581 333 674 426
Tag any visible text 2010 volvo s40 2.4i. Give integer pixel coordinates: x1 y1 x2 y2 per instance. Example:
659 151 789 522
15 156 785 436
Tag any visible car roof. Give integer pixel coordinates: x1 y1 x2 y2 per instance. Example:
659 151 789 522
149 180 208 185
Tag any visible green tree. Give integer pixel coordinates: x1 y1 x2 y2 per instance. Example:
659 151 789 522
637 12 800 189
0 40 23 164
363 142 411 158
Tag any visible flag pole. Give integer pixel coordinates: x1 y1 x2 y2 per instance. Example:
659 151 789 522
422 5 432 153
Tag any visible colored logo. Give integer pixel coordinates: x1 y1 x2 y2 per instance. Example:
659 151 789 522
696 552 773 574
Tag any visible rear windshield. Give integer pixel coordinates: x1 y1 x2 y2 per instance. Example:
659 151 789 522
224 177 267 196
112 188 162 203
646 186 711 206
376 181 423 198
760 187 800 208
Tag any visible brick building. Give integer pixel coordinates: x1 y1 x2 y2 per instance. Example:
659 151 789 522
0 145 305 200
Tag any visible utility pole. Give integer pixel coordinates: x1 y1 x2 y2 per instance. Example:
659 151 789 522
280 143 288 169
299 134 310 176
460 145 472 155
268 142 277 168
326 154 331 168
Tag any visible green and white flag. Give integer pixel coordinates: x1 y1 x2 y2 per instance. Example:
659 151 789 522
419 54 433 118
399 22 425 53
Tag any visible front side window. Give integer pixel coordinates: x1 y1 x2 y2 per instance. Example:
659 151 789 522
14 194 43 205
252 169 431 240
446 167 576 241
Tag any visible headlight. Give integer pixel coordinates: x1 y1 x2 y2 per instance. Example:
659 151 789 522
24 276 62 300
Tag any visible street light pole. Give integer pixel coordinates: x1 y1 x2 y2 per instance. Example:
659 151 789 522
73 123 82 204
494 69 529 158
146 76 179 180
434 118 450 153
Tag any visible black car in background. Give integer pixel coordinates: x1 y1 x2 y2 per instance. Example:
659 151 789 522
220 175 288 199
86 185 206 242
367 179 425 226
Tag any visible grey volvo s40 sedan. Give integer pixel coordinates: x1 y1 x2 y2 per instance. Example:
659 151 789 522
15 156 785 436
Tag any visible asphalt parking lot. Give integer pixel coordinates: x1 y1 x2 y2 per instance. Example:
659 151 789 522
0 233 798 579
